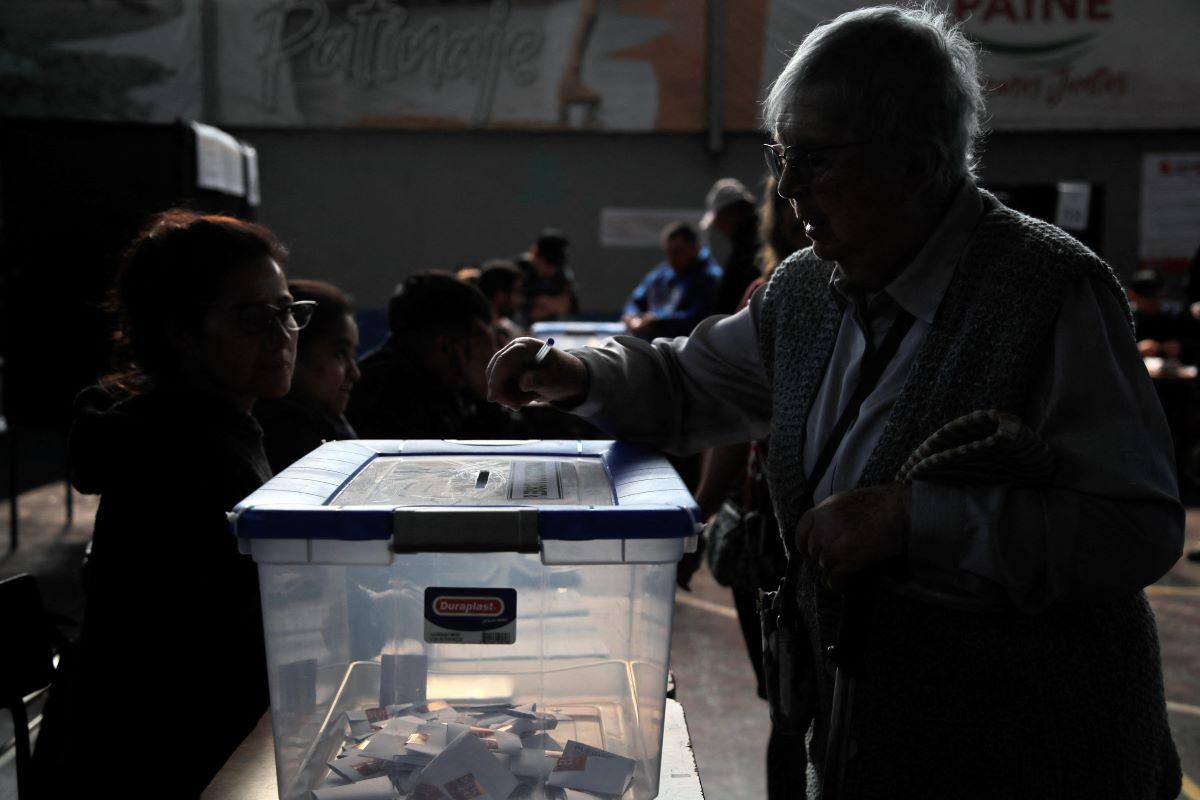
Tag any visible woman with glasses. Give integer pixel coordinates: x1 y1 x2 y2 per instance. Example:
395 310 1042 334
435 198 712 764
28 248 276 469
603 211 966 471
256 278 361 474
39 210 304 797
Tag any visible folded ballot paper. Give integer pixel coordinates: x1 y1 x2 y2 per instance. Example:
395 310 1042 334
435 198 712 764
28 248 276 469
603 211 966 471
508 749 562 780
328 753 390 783
495 708 570 738
312 775 397 800
405 722 472 760
546 741 635 796
410 731 519 800
322 701 638 799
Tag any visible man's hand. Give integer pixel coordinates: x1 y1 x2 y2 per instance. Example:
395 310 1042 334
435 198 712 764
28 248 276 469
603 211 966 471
795 483 911 592
1138 339 1162 358
486 337 589 410
623 313 655 334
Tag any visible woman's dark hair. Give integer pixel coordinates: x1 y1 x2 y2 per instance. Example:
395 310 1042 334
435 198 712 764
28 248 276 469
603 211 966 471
110 209 288 383
757 175 803 279
478 259 522 300
288 278 354 356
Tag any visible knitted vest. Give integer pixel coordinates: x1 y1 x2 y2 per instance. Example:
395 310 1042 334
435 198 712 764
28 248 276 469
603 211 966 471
758 198 1180 799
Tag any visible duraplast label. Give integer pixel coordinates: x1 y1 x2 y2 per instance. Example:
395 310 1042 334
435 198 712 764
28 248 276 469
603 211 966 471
424 587 517 645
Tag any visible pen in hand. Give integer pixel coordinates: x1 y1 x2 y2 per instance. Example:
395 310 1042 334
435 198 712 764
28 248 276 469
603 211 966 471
532 337 555 367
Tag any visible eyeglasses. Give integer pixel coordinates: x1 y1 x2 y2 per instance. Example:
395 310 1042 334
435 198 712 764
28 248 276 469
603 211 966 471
229 300 317 336
763 140 870 182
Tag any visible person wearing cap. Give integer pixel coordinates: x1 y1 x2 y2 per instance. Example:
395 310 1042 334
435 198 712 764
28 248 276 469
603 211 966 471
518 228 580 323
621 221 723 340
488 6 1182 798
702 177 763 314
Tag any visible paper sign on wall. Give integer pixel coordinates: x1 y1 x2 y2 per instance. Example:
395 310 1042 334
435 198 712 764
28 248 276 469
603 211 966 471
1139 153 1200 273
600 208 705 248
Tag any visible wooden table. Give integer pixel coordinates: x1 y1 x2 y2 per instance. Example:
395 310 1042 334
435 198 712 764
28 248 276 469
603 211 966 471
203 699 704 799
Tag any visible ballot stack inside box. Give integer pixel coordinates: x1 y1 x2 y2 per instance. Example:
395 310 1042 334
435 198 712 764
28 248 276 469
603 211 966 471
231 440 699 799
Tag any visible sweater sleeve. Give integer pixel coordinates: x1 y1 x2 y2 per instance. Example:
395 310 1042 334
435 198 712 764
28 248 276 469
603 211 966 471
569 306 772 455
907 277 1185 612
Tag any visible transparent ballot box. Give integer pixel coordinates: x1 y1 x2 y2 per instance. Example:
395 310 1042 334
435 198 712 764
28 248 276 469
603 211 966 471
231 440 700 800
529 321 626 351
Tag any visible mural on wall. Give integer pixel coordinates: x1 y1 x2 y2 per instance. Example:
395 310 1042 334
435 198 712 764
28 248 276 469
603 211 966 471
2 0 1198 131
759 0 1200 130
0 0 201 122
218 0 713 130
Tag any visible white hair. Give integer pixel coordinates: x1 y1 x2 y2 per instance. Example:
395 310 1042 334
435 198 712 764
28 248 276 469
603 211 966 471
762 3 986 194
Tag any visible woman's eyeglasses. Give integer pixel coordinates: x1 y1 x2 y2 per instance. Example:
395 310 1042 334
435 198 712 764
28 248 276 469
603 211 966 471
763 140 870 182
231 300 317 336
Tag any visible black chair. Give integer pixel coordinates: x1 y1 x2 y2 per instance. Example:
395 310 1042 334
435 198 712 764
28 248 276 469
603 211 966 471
0 573 57 798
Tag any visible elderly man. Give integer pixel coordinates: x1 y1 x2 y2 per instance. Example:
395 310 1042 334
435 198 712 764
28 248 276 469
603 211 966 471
490 6 1183 799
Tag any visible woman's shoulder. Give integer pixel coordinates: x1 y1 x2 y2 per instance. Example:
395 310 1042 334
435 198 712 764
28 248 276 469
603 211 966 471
255 395 340 473
70 384 161 495
72 383 269 497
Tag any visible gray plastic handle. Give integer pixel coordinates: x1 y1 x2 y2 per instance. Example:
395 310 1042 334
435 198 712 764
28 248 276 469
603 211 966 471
393 507 539 553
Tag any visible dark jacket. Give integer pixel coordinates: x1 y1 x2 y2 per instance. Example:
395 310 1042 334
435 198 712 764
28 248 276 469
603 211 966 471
518 256 581 323
345 336 521 440
715 213 762 315
256 394 357 474
622 252 724 339
46 382 272 797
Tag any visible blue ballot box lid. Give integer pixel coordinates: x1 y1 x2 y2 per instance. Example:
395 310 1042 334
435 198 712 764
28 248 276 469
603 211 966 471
230 440 699 549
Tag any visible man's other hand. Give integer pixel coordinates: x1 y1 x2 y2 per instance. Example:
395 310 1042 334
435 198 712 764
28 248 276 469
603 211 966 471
795 483 911 592
486 337 589 410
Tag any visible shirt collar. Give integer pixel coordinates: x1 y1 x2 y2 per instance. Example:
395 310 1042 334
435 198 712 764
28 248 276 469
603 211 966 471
828 180 985 324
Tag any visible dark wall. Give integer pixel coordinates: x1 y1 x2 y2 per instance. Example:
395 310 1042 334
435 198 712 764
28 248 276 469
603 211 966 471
0 119 255 428
237 129 765 319
235 127 1200 317
979 129 1200 276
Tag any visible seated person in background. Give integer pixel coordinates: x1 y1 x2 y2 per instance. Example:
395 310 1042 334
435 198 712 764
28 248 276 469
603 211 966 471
479 259 527 345
255 279 360 472
622 221 723 339
1128 268 1199 363
345 271 507 438
519 228 580 323
701 177 762 314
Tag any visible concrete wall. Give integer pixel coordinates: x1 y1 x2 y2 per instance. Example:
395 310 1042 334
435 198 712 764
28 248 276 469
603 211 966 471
979 129 1200 275
239 127 1200 316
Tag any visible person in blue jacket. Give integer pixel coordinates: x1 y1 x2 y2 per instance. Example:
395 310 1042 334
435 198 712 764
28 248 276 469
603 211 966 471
621 221 723 340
